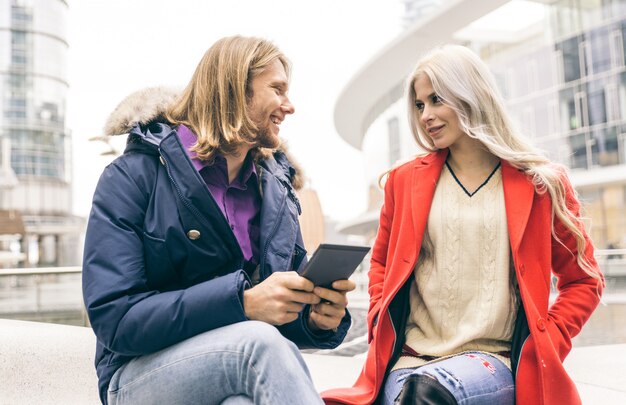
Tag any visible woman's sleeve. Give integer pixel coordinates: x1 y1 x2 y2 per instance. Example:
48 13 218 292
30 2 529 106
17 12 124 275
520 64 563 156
548 170 605 360
367 170 396 342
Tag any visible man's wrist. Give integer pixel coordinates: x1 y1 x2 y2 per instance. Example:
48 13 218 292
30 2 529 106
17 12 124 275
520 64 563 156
306 306 321 331
242 288 254 320
306 306 338 333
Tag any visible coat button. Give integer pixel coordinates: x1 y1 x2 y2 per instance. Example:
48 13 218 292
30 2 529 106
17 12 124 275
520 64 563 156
159 156 166 165
536 318 547 332
187 230 201 240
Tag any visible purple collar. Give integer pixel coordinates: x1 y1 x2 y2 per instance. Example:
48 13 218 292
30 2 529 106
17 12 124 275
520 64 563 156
177 124 256 185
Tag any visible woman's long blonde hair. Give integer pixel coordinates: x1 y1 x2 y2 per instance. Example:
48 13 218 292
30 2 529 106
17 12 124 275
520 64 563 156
405 44 600 281
165 36 290 162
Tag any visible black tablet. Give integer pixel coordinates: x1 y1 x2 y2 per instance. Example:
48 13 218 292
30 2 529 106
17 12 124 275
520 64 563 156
298 243 370 288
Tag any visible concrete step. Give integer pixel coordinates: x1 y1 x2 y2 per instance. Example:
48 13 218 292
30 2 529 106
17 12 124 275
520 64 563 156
1 319 625 404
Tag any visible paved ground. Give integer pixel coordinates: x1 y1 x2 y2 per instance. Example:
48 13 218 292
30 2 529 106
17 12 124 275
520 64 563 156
303 306 626 404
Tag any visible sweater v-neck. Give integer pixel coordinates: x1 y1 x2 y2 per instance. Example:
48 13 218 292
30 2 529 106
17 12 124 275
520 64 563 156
444 159 501 197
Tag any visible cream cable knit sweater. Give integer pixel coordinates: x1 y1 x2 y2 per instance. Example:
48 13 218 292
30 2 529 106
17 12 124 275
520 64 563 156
392 166 518 371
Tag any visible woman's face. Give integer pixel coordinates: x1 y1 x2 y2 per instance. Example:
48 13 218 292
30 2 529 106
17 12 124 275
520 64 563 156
413 73 466 150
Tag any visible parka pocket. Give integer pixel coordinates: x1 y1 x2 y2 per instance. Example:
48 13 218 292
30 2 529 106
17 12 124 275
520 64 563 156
143 232 175 287
292 243 307 271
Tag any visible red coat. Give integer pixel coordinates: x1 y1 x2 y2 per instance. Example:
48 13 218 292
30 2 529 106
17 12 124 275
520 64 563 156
323 150 603 405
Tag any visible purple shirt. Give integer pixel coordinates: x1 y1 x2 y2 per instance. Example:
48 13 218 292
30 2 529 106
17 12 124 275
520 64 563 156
177 125 260 266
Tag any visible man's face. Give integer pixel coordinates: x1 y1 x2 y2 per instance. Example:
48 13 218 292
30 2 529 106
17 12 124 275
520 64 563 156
247 59 295 148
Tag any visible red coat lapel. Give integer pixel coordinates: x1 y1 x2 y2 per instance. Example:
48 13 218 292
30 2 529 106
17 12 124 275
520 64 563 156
501 161 534 256
411 150 447 249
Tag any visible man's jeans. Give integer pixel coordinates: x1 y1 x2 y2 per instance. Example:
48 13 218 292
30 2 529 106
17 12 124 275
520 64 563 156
107 320 324 405
383 352 515 405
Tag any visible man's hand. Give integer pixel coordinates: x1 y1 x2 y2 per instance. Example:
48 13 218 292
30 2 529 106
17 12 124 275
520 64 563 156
243 271 321 325
308 279 356 332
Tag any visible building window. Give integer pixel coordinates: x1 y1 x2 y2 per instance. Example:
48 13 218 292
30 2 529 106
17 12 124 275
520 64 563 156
7 130 65 179
592 126 619 166
548 99 560 134
603 0 626 19
11 31 27 46
9 98 26 108
575 90 589 128
7 73 27 89
606 83 620 122
580 184 626 249
11 53 27 66
556 36 582 82
610 28 624 68
560 86 587 130
588 26 612 75
587 87 607 126
568 132 589 169
11 5 32 24
563 89 578 130
4 110 26 119
552 0 580 39
619 132 626 164
579 39 590 78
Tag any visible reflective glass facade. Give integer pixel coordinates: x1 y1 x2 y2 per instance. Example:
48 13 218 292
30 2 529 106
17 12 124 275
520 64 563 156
487 0 626 248
0 0 80 266
0 0 71 215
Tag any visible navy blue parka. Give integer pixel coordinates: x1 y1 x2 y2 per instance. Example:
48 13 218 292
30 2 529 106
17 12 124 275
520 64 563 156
82 90 350 403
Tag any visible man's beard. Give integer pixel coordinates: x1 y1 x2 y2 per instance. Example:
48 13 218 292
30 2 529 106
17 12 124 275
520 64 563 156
254 124 281 149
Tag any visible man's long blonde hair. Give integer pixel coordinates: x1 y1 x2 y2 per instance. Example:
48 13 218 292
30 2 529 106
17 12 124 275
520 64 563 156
406 44 600 282
165 36 290 162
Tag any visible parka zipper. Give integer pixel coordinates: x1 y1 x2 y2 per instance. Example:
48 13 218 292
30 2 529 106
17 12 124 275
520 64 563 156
279 178 301 214
158 149 245 265
159 150 206 222
259 179 288 279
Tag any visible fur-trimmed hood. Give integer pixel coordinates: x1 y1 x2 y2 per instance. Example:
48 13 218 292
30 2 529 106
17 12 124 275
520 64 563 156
103 87 305 190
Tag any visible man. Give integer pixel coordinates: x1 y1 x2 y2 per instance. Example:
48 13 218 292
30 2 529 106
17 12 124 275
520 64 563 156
82 36 354 405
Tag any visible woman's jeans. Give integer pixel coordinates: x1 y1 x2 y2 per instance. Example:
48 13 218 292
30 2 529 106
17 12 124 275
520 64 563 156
107 320 324 405
383 352 515 405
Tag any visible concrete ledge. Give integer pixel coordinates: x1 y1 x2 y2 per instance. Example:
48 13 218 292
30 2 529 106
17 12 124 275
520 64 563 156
0 319 99 404
0 319 362 404
1 319 625 404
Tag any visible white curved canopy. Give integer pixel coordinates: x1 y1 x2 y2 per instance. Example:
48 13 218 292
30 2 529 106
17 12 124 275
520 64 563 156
334 0 510 149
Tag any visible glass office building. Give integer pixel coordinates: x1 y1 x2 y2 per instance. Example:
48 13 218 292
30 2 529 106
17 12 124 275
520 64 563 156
0 0 81 265
341 0 626 250
485 0 626 248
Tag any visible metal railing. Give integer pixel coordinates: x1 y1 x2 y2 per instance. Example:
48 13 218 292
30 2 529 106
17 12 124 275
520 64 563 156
0 265 86 326
1 248 625 327
595 249 626 276
0 266 81 276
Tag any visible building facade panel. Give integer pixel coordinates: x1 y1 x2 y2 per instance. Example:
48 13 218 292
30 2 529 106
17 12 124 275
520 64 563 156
0 0 80 266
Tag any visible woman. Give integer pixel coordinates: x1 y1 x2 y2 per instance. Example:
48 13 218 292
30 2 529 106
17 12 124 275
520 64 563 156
322 45 604 404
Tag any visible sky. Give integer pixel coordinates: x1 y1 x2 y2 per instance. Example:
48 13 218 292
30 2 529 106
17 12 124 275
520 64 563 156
67 0 404 221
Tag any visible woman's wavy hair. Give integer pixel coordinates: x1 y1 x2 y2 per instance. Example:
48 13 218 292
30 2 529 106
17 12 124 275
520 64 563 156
405 44 600 281
165 36 290 163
